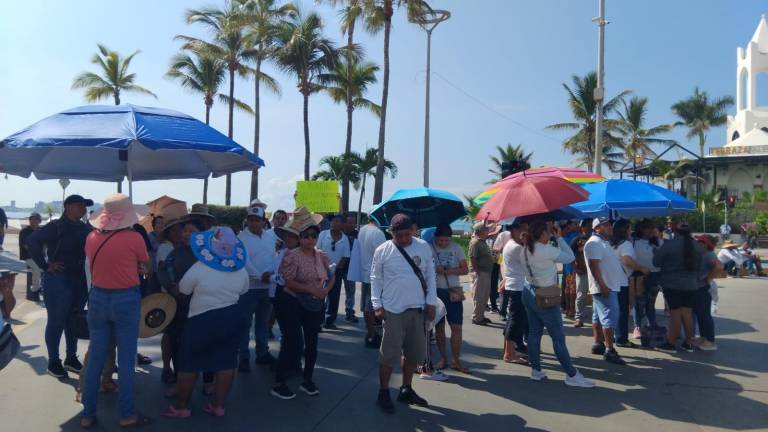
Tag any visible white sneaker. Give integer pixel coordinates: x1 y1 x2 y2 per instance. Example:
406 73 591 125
420 369 449 381
565 371 595 388
530 369 548 381
697 340 718 351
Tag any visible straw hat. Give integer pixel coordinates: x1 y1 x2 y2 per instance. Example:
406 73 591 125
190 226 246 272
278 207 323 237
89 194 147 231
189 203 215 220
721 240 739 249
139 293 177 338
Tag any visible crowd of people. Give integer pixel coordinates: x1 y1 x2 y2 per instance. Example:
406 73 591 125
0 191 754 428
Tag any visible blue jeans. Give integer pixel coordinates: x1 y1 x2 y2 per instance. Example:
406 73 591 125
82 287 141 419
522 287 577 377
694 285 715 342
344 279 356 315
324 272 345 324
43 273 86 363
634 272 660 328
239 288 272 360
616 286 630 344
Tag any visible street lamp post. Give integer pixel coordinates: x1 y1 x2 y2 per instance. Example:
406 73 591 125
593 0 607 175
411 9 450 187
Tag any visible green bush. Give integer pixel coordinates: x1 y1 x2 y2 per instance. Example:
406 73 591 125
208 205 248 233
755 212 768 235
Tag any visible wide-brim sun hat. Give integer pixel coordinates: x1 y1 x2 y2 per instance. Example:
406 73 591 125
89 193 147 231
139 293 177 338
189 203 215 219
191 226 247 272
721 240 739 249
282 207 323 235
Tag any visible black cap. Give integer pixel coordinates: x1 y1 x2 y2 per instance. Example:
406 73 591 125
389 213 413 231
63 194 94 207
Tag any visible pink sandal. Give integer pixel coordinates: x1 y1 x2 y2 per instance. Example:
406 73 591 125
161 405 191 418
203 403 225 417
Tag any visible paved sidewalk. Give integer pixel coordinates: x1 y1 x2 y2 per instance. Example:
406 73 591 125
1 234 767 431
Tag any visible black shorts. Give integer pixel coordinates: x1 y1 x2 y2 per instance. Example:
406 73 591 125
663 289 696 310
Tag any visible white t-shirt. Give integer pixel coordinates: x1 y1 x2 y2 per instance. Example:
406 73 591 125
502 239 526 291
431 241 465 289
155 242 174 267
179 262 250 318
633 238 661 272
521 237 575 288
318 230 351 266
612 240 634 286
493 231 512 252
584 235 625 293
717 248 744 265
370 238 438 313
351 224 386 284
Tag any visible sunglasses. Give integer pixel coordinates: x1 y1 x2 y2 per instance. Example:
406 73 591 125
300 231 319 239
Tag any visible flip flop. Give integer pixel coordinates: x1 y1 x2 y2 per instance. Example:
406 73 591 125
203 402 226 417
120 415 153 429
161 405 191 419
80 416 98 430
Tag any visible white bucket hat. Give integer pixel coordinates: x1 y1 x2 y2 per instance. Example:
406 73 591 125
90 193 148 231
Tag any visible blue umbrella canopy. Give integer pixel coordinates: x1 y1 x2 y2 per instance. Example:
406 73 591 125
572 179 695 218
370 187 466 229
509 205 587 224
0 104 264 182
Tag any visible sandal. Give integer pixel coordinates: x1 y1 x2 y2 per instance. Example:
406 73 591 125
504 357 530 365
120 414 153 428
161 405 191 419
80 416 98 430
451 363 471 374
203 402 226 417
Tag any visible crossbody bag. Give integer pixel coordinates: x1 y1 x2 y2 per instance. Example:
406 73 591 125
430 244 464 303
523 248 561 309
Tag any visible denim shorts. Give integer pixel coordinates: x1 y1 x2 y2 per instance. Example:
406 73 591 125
592 290 619 329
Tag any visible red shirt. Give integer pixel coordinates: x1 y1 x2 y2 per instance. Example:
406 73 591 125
85 230 149 289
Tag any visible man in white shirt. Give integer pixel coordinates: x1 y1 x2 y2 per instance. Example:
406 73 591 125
237 204 278 372
318 215 351 329
717 242 744 276
371 214 437 414
584 218 626 366
501 223 528 363
492 228 512 317
349 217 386 348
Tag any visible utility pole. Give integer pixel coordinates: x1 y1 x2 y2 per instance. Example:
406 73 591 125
592 0 607 175
411 9 450 187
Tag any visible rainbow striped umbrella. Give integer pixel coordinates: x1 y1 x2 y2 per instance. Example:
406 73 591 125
474 166 604 205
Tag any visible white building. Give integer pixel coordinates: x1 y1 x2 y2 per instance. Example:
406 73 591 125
705 15 768 197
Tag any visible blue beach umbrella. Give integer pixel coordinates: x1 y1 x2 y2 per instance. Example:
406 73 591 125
0 105 264 190
510 205 587 224
370 187 466 229
572 179 696 218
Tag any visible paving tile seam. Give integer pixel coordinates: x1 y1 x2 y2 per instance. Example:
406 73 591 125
310 359 380 431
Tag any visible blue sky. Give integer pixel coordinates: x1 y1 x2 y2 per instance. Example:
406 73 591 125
1 1 765 211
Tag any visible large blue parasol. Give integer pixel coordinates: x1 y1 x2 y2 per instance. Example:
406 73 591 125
370 187 466 229
572 179 695 218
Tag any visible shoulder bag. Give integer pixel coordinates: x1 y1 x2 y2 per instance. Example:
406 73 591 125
431 244 464 303
394 241 428 298
68 231 122 340
523 247 561 309
296 251 329 313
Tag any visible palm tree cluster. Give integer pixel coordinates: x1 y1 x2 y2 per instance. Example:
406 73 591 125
71 0 432 210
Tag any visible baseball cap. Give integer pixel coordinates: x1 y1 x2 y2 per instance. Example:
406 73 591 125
247 205 266 218
63 194 94 207
592 217 611 230
390 213 413 231
29 212 42 220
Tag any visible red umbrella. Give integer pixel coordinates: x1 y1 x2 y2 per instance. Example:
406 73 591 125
476 176 590 222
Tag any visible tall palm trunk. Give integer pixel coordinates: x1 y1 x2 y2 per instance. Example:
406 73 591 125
250 54 263 201
203 102 212 204
225 66 236 205
372 0 393 205
341 21 356 213
115 89 122 193
698 131 706 158
302 86 311 181
357 173 367 226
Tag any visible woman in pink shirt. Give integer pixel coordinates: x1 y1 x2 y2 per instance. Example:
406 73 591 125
80 194 151 429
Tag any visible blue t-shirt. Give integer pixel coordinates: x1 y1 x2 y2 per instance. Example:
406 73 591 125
562 231 580 274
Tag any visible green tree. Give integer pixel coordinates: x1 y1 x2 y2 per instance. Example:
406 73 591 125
616 96 676 160
354 147 397 223
546 71 630 172
166 49 253 204
319 58 380 211
463 194 482 223
312 153 363 189
488 144 532 183
364 0 431 204
671 87 734 157
178 2 257 205
72 44 157 105
273 11 339 180
237 0 297 200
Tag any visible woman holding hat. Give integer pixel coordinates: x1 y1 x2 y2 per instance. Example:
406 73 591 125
163 226 249 418
81 194 151 429
272 208 332 400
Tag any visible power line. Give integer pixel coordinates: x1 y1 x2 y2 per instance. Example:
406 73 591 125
430 71 562 144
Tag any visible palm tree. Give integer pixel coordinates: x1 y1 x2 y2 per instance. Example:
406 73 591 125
312 153 363 188
237 0 297 200
617 96 676 161
364 0 430 204
165 49 253 203
354 147 397 224
462 194 482 223
546 72 631 172
671 87 734 157
72 44 157 105
319 58 380 211
488 144 532 183
273 11 339 180
178 2 257 205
